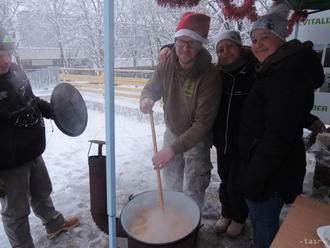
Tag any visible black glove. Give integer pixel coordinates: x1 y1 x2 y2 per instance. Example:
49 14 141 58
0 179 6 198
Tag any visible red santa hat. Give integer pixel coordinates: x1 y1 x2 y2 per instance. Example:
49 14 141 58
174 12 210 44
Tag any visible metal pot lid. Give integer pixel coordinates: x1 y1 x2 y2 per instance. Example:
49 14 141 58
50 83 88 137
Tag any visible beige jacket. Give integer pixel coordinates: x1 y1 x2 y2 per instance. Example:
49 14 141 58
141 47 222 154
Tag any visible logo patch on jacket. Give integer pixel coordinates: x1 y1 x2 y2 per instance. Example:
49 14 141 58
0 91 8 101
183 80 195 98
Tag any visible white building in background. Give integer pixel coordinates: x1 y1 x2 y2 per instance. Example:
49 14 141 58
17 47 153 70
17 47 91 69
18 47 62 68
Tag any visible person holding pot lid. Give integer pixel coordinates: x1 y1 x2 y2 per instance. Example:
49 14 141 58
0 26 79 248
140 12 222 209
238 3 324 247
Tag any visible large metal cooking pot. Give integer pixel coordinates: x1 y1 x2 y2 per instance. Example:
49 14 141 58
120 190 201 248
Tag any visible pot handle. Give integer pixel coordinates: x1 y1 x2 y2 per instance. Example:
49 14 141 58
88 140 105 158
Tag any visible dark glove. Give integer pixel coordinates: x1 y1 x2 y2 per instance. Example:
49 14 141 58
35 97 52 119
0 179 6 198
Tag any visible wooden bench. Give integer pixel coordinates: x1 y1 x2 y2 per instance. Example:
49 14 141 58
58 68 153 98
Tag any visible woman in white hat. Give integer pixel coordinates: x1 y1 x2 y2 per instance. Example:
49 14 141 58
238 4 324 248
212 30 257 238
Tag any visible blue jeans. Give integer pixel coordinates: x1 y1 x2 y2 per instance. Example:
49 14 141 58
246 194 284 248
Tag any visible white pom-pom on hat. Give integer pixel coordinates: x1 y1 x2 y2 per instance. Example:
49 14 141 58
268 2 290 20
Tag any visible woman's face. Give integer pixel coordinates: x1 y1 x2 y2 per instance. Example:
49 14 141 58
216 40 241 65
251 29 284 63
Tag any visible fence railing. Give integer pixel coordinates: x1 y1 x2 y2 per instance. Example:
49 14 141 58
25 67 59 91
58 67 153 99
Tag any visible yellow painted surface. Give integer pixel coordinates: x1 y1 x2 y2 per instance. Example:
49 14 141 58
58 68 151 99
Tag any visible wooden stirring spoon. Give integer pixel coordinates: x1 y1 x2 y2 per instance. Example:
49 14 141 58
149 113 164 211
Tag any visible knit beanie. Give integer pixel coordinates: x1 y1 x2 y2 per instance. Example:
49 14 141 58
214 30 242 51
251 3 290 41
0 27 14 50
174 12 210 44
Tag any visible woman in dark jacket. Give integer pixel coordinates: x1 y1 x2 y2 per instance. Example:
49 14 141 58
238 6 324 248
212 31 257 237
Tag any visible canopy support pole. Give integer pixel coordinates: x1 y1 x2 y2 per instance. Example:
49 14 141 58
104 1 116 248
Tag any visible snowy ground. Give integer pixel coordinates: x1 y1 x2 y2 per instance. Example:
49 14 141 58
0 92 329 248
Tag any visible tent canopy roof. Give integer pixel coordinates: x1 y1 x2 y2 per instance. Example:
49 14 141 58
285 0 330 11
156 0 330 12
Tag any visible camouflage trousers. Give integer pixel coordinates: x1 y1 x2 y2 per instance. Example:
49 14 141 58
162 128 213 209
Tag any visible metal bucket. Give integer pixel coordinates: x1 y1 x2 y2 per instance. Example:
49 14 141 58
120 190 201 248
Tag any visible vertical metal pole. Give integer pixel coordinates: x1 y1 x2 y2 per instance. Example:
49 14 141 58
104 1 116 247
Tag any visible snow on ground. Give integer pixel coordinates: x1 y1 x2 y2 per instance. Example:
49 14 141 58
0 95 167 248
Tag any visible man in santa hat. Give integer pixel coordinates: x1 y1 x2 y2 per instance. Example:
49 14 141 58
140 12 222 209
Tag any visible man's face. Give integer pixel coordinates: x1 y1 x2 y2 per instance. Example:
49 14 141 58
174 36 202 69
0 50 12 75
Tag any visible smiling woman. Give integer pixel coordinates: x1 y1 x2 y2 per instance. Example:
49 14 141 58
238 4 325 248
250 29 284 63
